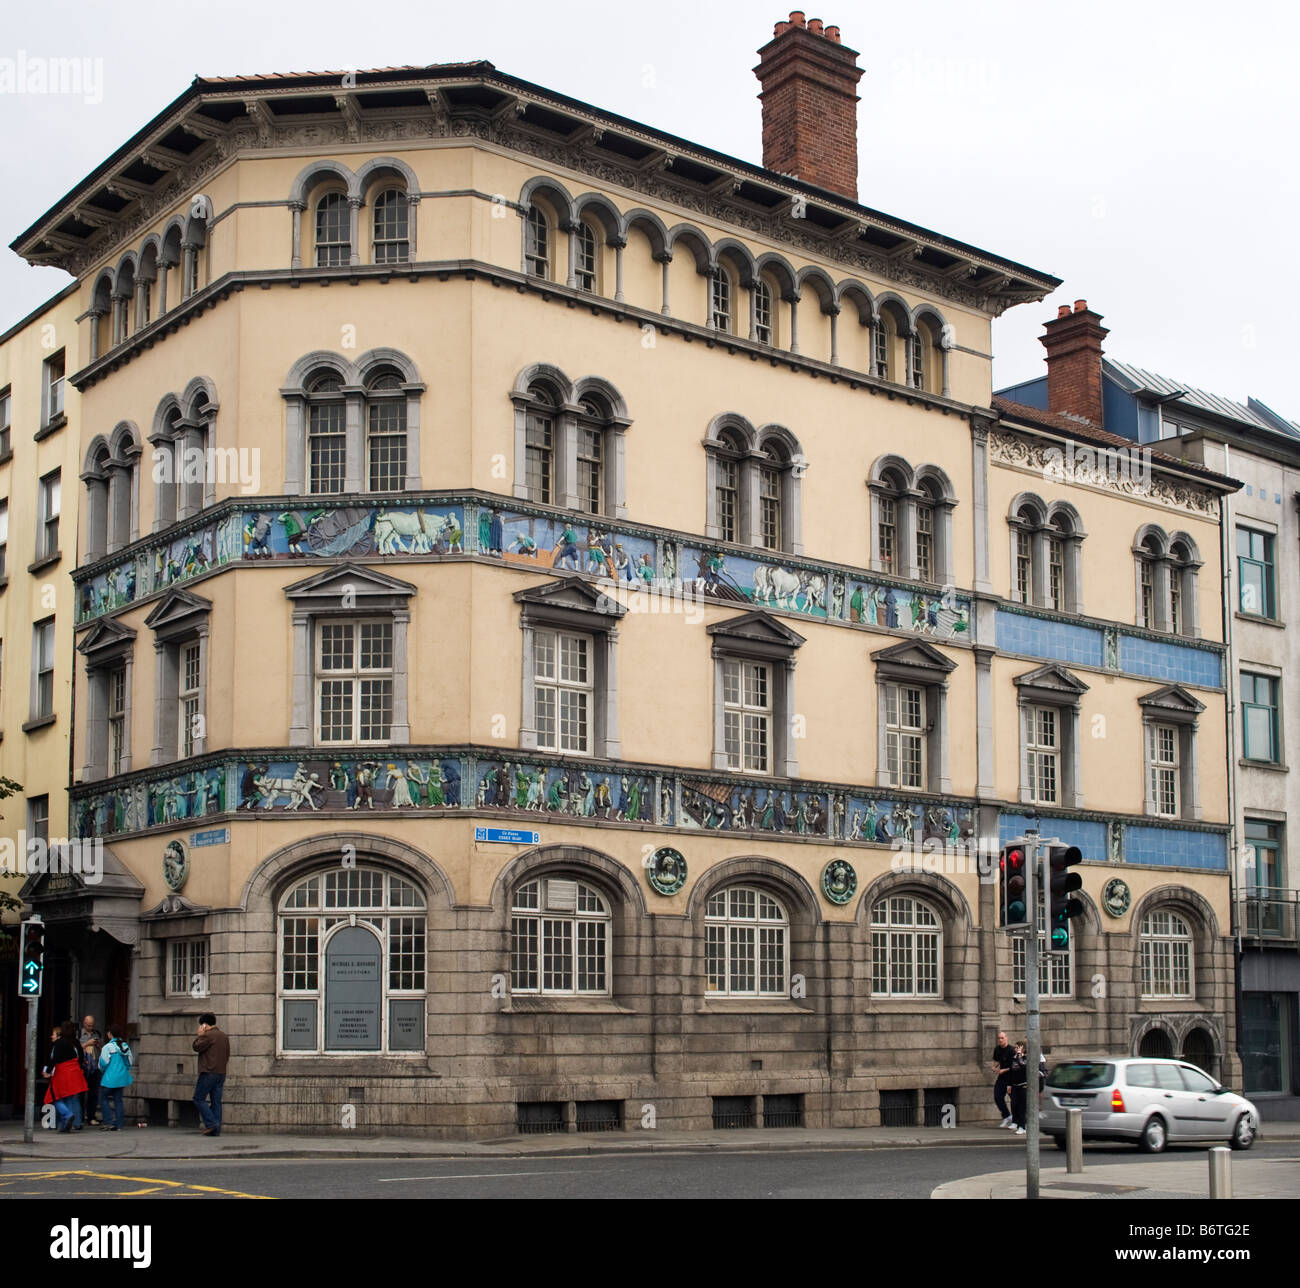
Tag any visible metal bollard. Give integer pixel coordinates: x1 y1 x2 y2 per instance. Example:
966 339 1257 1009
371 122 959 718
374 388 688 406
1066 1107 1083 1174
1209 1146 1232 1199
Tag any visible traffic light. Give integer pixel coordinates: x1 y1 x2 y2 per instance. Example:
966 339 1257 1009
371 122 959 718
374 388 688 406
999 842 1030 929
1044 844 1084 952
18 918 45 998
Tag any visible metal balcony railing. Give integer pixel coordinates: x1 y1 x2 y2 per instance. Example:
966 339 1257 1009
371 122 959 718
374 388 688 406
1241 889 1300 945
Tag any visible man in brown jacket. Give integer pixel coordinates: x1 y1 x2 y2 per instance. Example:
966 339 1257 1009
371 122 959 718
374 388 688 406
192 1012 230 1136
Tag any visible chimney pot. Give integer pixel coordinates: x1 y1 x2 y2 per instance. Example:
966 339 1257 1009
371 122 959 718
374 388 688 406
1074 299 1087 313
1057 305 1071 319
756 14 863 200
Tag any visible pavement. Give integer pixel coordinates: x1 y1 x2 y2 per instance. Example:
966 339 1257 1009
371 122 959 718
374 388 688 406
2 1118 1298 1200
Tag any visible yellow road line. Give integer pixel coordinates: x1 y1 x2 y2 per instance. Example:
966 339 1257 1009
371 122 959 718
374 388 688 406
0 1169 275 1199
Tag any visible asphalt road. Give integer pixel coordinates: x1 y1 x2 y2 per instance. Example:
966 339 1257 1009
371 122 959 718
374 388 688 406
3 1140 1294 1200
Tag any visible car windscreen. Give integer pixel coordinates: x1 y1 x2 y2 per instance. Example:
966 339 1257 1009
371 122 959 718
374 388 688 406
1047 1061 1114 1089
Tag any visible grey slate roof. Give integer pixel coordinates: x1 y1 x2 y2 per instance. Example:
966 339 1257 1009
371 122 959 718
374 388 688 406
1105 359 1299 439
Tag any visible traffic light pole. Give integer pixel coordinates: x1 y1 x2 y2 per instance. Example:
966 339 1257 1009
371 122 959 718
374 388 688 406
23 997 37 1144
1024 829 1041 1200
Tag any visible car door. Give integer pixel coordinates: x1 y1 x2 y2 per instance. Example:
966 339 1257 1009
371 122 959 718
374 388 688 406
1152 1061 1196 1138
1178 1064 1235 1136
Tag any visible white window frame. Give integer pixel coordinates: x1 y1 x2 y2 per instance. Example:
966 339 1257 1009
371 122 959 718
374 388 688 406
524 205 550 278
43 350 65 425
534 628 593 756
704 886 789 998
38 470 60 560
1140 910 1194 1000
723 658 772 774
510 877 611 996
315 618 395 746
870 896 941 998
574 221 599 293
371 188 410 264
754 278 774 344
883 682 926 790
1149 723 1180 819
178 640 201 758
1026 703 1059 806
711 267 733 333
314 192 350 267
108 664 127 777
32 618 55 721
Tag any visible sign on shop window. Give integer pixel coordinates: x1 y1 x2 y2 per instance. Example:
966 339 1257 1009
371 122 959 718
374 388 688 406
324 925 382 1050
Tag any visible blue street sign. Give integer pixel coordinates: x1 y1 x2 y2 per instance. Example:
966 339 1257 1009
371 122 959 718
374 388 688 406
475 827 540 845
191 828 230 848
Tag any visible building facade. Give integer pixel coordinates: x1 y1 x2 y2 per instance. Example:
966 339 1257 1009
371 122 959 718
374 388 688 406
0 285 84 1115
1002 337 1300 1117
9 16 1244 1135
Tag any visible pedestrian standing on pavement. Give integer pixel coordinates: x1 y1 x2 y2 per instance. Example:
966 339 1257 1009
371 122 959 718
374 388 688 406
43 1020 89 1132
1008 1040 1028 1136
991 1029 1016 1127
79 1014 103 1125
98 1025 134 1131
192 1012 230 1136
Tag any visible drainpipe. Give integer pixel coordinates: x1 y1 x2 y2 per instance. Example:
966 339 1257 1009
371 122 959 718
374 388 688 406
1220 442 1244 1079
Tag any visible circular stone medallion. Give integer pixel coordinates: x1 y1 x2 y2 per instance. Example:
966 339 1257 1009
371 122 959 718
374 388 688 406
647 847 687 896
822 858 858 905
1102 877 1131 918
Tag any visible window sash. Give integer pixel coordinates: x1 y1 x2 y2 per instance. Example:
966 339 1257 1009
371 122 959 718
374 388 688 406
1016 529 1032 602
1027 705 1059 804
916 505 934 582
717 455 739 543
35 621 55 718
711 271 732 331
878 495 896 571
577 425 603 514
315 620 394 744
1048 537 1064 610
525 410 554 504
372 190 410 263
307 400 346 494
535 630 592 755
575 222 598 292
524 207 549 277
723 659 771 773
1149 724 1179 816
759 467 781 550
367 397 407 492
315 195 350 266
884 683 925 789
754 281 773 343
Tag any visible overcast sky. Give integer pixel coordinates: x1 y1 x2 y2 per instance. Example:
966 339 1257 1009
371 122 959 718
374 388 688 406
2 0 1296 412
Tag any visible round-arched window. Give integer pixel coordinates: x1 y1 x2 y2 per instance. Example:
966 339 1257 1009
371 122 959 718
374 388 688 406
278 866 426 1054
1140 909 1193 999
870 896 941 997
510 877 611 995
705 886 789 997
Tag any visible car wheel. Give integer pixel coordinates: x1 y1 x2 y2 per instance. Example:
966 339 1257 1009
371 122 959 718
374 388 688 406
1139 1116 1167 1153
1229 1114 1255 1151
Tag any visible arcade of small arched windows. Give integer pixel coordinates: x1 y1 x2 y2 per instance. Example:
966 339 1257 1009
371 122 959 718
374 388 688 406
867 455 958 586
1133 524 1201 637
81 422 143 562
518 176 953 395
88 202 213 361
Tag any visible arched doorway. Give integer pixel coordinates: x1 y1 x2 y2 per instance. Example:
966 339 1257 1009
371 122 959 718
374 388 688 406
1182 1027 1216 1077
1138 1027 1173 1058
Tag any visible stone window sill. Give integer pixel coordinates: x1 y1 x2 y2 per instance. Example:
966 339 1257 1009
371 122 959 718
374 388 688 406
0 449 11 467
864 999 962 1014
697 999 812 1015
1235 611 1283 630
34 413 66 440
503 997 635 1014
1239 758 1288 774
22 714 55 733
28 550 61 574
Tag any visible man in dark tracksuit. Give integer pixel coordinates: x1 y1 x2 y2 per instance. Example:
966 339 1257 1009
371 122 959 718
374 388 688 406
991 1030 1016 1127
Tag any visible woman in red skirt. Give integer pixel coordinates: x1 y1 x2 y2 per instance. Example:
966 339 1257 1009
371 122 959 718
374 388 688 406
43 1020 89 1131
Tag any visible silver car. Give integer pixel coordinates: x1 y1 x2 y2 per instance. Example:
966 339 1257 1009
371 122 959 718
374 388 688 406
1039 1057 1259 1153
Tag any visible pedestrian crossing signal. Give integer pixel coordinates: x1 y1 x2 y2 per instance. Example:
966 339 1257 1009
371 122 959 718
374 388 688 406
19 918 45 998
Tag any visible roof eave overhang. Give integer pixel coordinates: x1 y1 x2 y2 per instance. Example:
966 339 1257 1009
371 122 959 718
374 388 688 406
10 63 1060 311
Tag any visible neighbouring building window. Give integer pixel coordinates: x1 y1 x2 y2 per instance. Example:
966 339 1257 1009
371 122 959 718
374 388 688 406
871 896 941 997
32 618 55 720
43 351 65 426
38 470 60 560
0 499 8 579
705 886 788 997
168 938 209 997
1245 818 1282 894
510 877 610 995
534 629 592 755
28 795 49 845
278 867 427 1054
1241 672 1280 763
1140 909 1193 999
1237 527 1276 618
316 619 394 744
0 385 10 456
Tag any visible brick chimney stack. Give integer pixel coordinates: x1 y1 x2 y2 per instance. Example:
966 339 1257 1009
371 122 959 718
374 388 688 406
754 12 864 201
1040 299 1109 427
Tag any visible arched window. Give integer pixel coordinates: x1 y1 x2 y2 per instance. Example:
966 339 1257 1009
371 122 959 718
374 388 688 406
1140 909 1194 999
137 243 158 330
524 205 550 278
758 444 786 552
576 396 608 514
365 367 407 492
574 220 599 293
1047 514 1070 612
83 444 112 563
915 479 937 583
705 886 788 997
524 383 557 504
1169 541 1188 634
114 259 136 345
315 192 350 267
870 895 941 997
1014 502 1038 603
154 404 183 529
711 266 734 333
306 372 347 494
875 468 907 576
874 302 910 382
1138 533 1161 628
277 866 427 1054
510 876 610 995
754 277 775 345
715 429 745 544
371 188 409 264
